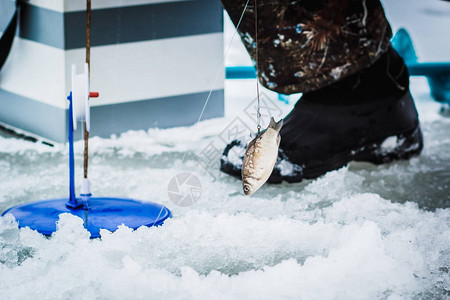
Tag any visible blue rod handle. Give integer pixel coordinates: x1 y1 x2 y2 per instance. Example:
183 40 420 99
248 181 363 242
67 92 76 206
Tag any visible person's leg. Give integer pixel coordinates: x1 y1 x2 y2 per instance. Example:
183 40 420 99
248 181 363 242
220 0 423 183
221 0 393 93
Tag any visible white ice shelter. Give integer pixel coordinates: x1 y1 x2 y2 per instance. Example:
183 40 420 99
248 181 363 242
0 0 224 142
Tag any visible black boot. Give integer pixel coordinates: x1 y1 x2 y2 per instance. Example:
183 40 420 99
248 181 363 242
220 46 423 183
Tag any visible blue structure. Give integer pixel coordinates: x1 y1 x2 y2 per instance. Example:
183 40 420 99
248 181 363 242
391 28 450 104
2 92 172 238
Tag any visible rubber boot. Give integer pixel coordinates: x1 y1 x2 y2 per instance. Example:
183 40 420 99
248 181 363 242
220 46 423 183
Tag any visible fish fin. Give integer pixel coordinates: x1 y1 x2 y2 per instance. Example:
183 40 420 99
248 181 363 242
269 117 283 132
269 117 276 128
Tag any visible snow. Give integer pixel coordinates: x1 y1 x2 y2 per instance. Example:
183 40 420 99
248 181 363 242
380 136 398 152
1 1 450 299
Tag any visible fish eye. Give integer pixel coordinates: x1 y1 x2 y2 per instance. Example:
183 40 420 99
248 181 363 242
244 186 249 192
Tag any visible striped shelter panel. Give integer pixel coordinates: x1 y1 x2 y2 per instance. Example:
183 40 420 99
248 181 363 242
0 0 225 141
19 0 224 49
0 88 224 143
66 33 225 106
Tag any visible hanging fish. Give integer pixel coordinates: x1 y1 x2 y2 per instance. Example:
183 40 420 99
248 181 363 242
242 117 283 195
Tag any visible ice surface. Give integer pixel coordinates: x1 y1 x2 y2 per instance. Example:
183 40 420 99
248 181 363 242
1 78 449 300
1 2 450 299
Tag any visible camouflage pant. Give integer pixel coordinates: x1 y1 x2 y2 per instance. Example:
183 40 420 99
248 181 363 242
222 0 392 94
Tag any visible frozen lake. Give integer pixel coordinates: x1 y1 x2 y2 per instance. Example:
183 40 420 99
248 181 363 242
1 75 449 299
1 1 450 299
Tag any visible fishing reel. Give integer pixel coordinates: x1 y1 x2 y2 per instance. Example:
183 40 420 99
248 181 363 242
71 63 91 132
71 63 99 131
69 63 99 199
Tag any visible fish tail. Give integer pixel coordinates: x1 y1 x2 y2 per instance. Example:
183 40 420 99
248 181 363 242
269 117 283 132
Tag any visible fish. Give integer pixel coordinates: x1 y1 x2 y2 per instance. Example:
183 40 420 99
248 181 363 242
242 117 283 195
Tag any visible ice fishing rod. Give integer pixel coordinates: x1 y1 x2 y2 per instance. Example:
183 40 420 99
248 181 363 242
67 0 95 206
84 0 91 181
2 0 172 238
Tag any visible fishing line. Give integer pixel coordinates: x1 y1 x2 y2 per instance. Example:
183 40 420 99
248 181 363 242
154 0 253 222
254 0 261 135
155 1 253 223
180 0 252 164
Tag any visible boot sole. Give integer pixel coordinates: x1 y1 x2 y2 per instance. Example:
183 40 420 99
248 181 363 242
300 125 423 180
